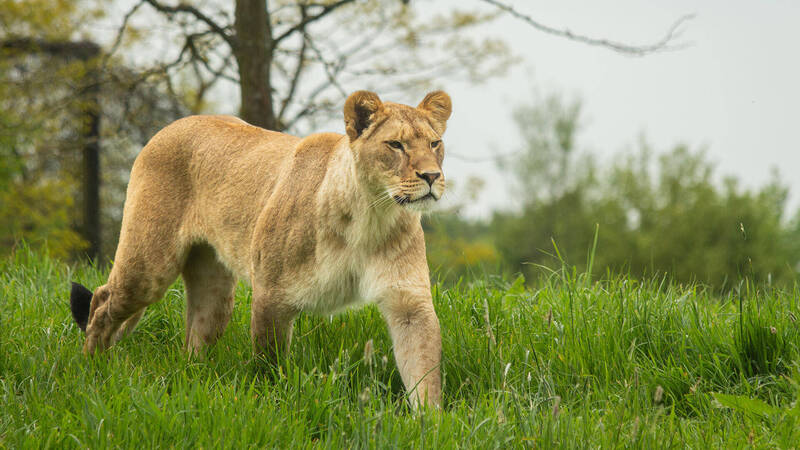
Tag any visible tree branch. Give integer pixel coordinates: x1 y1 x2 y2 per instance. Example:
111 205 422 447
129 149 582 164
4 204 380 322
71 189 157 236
143 0 235 47
273 0 357 44
479 0 693 56
184 32 239 84
102 0 147 68
304 33 347 98
278 8 309 122
283 70 343 131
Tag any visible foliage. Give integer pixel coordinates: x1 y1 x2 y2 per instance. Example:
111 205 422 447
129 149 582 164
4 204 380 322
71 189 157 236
0 0 188 260
0 56 88 259
0 178 85 259
489 94 800 288
424 212 499 283
423 176 500 282
0 0 97 38
2 249 800 446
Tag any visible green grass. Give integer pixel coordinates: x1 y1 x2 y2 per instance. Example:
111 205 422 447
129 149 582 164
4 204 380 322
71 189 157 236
2 248 799 448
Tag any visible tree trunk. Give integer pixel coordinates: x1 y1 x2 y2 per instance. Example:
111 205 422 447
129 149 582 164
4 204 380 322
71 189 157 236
234 0 277 130
82 79 102 262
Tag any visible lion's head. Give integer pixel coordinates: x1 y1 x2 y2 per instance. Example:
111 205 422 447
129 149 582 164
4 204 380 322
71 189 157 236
344 90 452 212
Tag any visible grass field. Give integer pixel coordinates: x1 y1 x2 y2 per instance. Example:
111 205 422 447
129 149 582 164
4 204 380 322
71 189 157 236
2 248 799 448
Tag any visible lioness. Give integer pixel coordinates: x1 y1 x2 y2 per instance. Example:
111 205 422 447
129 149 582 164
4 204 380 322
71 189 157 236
69 90 451 408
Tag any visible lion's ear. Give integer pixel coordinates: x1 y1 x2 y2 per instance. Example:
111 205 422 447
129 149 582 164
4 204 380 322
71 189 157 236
344 90 383 141
417 91 452 134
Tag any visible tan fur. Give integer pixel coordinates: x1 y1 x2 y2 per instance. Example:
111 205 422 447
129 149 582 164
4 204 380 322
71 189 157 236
82 91 452 408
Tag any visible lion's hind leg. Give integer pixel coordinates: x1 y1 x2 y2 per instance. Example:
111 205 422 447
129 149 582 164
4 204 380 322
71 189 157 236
82 235 186 354
182 243 236 354
83 260 182 354
71 282 139 344
111 308 146 343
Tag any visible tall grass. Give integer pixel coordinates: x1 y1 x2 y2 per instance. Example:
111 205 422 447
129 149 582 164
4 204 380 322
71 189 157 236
1 247 799 448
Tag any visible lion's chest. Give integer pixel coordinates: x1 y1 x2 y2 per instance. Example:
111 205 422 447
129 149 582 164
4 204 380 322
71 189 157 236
278 203 403 315
284 245 371 315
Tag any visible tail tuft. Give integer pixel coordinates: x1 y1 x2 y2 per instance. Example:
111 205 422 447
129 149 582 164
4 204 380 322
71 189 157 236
70 282 93 332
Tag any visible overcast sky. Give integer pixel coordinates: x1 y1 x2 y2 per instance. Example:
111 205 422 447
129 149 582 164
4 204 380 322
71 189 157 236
435 0 800 218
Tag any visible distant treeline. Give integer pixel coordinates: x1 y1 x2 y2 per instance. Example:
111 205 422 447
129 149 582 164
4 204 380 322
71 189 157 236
425 95 800 289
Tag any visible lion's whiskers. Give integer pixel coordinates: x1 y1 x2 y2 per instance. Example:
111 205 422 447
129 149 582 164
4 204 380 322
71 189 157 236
368 188 397 210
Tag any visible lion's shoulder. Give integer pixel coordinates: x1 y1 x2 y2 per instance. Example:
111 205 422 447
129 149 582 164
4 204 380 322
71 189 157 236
295 132 345 154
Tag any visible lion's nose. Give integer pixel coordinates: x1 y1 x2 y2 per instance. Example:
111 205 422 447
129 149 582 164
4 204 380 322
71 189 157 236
416 171 441 186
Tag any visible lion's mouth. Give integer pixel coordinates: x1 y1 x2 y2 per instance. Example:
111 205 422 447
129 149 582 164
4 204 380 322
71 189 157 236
393 192 436 205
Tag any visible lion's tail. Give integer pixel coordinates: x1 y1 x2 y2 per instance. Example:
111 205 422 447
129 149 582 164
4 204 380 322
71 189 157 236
69 282 93 332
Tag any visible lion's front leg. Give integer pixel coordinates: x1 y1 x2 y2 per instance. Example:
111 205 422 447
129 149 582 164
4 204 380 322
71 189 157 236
379 295 442 409
250 284 298 362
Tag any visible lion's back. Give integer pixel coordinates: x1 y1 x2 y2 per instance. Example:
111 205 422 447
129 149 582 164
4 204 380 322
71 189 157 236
120 116 302 272
128 115 300 197
136 115 296 171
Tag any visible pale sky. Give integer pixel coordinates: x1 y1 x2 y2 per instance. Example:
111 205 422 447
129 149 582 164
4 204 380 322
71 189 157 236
438 0 800 218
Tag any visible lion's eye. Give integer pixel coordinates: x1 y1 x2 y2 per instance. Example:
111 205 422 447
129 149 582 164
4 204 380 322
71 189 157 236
386 140 404 151
430 140 441 149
